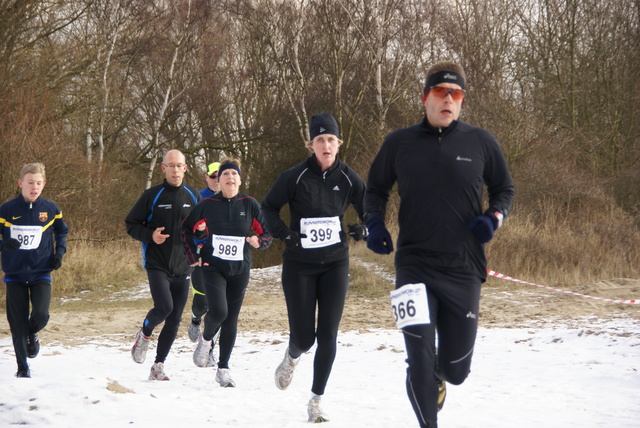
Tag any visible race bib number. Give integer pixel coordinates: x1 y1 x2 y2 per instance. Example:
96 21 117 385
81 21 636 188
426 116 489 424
10 225 43 250
390 283 430 329
211 234 245 261
300 216 341 249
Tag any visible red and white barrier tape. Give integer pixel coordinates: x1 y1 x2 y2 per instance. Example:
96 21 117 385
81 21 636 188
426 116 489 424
487 270 640 305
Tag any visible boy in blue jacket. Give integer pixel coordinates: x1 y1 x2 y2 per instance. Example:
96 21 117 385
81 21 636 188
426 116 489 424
0 162 68 378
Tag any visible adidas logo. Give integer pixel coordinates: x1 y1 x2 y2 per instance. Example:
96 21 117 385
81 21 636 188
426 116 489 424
333 185 340 191
444 73 458 80
320 126 326 133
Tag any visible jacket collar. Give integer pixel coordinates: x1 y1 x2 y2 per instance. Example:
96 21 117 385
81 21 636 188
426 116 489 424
307 154 340 176
421 117 459 136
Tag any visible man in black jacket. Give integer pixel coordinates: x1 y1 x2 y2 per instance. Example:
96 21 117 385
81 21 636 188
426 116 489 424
125 149 201 381
365 62 515 428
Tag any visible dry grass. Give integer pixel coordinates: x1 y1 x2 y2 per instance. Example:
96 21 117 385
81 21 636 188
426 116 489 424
0 239 147 308
488 207 640 288
1 208 638 308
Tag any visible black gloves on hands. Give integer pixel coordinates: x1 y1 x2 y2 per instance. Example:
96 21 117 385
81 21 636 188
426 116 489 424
347 223 368 241
282 230 307 249
365 216 393 254
194 228 207 240
1 238 21 251
467 210 502 244
50 253 63 270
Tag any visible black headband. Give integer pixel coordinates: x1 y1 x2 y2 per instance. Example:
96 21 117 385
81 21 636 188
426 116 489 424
424 70 465 93
218 163 241 177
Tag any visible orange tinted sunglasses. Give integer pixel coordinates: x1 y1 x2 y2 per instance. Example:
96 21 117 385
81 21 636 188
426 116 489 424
429 86 466 100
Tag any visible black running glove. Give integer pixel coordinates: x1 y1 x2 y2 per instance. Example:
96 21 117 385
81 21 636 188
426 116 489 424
282 230 306 249
50 253 63 270
1 238 21 251
347 223 368 241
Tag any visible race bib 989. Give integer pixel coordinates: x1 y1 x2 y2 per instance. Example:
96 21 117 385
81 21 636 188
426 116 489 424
211 234 245 261
390 283 430 329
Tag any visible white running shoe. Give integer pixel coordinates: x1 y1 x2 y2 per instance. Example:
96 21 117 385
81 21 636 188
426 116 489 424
215 368 236 388
274 347 298 390
149 362 170 381
193 333 212 367
206 348 216 368
307 396 330 423
188 321 200 342
131 329 150 364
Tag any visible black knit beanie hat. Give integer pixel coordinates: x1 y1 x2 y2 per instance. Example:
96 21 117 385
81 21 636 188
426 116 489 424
309 113 340 140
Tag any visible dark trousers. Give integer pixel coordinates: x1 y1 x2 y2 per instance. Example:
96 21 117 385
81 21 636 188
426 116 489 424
143 269 190 364
5 279 51 371
190 266 207 322
281 257 350 396
396 265 481 428
202 269 250 369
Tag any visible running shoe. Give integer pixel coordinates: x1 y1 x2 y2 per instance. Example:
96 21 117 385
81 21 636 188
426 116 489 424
193 333 212 367
437 379 447 412
206 348 216 368
131 329 150 364
15 367 31 378
27 333 40 358
274 347 298 390
188 320 200 342
215 368 236 388
149 362 170 381
307 396 330 423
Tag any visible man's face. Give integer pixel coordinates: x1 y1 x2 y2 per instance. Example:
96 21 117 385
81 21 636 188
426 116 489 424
18 173 46 203
205 171 221 192
423 82 464 128
161 152 187 187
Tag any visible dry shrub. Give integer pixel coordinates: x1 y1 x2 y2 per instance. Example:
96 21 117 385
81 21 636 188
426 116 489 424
487 200 640 287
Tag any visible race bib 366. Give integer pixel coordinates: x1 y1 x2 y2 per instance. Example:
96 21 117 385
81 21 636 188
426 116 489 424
390 283 430 329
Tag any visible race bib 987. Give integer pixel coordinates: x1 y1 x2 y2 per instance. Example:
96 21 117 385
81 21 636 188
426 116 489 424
390 283 430 329
10 225 43 250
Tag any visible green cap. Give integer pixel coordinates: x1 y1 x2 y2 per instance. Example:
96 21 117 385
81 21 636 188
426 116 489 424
206 162 220 175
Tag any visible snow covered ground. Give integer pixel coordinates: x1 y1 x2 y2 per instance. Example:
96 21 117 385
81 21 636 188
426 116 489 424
2 318 639 427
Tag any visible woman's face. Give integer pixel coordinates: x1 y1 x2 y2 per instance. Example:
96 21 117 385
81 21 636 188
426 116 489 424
219 167 241 197
311 134 340 171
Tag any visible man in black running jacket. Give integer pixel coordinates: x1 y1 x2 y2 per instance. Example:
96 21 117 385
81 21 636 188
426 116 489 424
364 62 515 428
125 149 201 381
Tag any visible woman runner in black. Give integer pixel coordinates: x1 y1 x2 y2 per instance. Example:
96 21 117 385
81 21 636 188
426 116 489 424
182 159 272 388
262 113 367 422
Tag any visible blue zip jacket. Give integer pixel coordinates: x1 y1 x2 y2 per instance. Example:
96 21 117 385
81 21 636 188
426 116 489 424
125 180 201 276
0 195 69 283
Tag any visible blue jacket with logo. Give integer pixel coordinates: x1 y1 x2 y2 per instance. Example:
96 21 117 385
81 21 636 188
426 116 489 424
0 196 69 283
126 180 201 276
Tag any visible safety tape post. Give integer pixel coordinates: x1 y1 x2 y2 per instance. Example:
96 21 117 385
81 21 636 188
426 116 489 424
487 270 640 305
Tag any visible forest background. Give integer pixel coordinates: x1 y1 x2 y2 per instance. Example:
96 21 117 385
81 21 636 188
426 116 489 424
0 0 638 302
